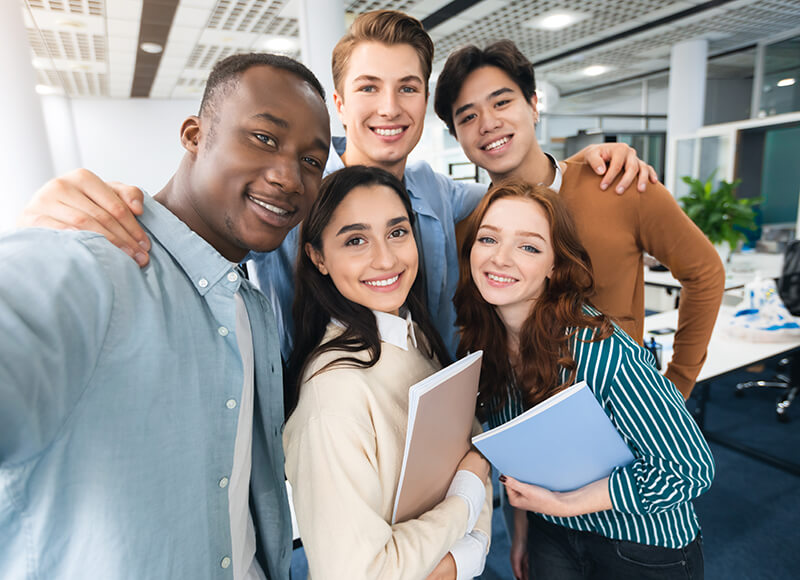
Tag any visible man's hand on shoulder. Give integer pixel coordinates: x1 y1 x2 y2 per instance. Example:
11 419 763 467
17 168 152 267
573 143 659 194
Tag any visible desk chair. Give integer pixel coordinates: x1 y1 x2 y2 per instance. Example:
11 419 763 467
735 240 800 422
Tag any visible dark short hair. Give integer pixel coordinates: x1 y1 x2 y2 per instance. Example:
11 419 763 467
199 52 326 118
434 40 536 135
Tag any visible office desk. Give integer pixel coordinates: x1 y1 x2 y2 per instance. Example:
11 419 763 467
644 252 784 295
645 307 800 474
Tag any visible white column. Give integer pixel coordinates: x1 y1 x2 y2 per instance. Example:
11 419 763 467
641 79 649 130
0 2 56 231
40 95 82 176
298 0 346 135
665 39 707 193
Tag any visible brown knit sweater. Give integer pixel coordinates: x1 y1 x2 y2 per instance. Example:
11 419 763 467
558 160 725 397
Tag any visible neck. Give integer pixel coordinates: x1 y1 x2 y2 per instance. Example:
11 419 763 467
340 147 407 181
154 157 248 263
495 299 534 346
490 141 553 187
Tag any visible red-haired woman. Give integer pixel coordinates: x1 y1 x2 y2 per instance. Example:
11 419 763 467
454 180 714 580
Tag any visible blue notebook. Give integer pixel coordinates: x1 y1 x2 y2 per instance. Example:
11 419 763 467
472 381 634 492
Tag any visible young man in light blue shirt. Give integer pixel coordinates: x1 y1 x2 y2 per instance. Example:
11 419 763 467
0 54 330 580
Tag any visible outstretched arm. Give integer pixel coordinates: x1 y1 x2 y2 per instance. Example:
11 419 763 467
566 143 659 194
17 168 151 267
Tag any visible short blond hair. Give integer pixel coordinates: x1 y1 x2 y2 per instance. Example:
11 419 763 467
331 10 434 95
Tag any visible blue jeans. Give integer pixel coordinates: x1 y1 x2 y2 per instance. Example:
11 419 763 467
526 514 704 580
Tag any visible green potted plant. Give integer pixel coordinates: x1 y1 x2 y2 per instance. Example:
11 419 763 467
679 170 760 260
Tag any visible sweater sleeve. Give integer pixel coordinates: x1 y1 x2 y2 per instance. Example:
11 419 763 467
636 181 725 396
284 372 473 580
606 344 715 515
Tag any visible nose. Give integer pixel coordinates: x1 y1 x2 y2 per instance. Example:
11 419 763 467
372 238 398 270
479 109 501 135
377 90 401 118
265 154 303 195
490 241 513 267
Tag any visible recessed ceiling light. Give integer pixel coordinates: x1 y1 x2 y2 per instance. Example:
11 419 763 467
35 84 65 96
525 10 589 31
140 42 163 55
258 37 299 54
777 78 796 87
583 65 609 77
56 19 85 28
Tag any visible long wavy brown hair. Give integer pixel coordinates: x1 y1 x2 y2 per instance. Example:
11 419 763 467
454 180 613 417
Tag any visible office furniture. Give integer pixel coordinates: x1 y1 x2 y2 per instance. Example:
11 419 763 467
645 307 800 474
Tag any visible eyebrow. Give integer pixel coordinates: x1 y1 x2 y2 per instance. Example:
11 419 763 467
351 74 424 84
454 87 515 118
336 216 409 236
478 223 546 242
253 112 288 128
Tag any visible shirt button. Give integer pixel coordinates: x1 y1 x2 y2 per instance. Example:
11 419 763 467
198 278 208 288
227 271 238 282
218 326 229 336
226 398 237 410
218 476 229 488
220 556 231 569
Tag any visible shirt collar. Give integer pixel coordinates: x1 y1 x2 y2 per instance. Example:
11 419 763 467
139 194 239 296
373 309 417 351
331 308 418 351
327 137 347 172
543 152 563 193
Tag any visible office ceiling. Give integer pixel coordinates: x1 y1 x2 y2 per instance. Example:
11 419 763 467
22 0 800 101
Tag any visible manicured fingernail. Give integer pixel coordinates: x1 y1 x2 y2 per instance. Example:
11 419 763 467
131 199 143 212
639 183 646 192
617 185 625 194
135 252 148 266
138 240 149 250
600 183 608 191
499 475 507 483
596 165 605 173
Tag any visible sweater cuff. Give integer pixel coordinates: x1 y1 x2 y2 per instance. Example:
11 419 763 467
449 530 489 580
445 470 485 532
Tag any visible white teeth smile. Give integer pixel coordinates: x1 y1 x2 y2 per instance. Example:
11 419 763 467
484 137 510 151
248 196 289 216
487 273 516 283
363 274 400 287
374 127 404 136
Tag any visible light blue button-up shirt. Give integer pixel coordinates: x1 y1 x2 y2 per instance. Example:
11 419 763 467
250 136 487 359
0 195 291 580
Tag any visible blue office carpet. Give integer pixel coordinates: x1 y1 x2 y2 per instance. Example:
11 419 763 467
289 360 800 580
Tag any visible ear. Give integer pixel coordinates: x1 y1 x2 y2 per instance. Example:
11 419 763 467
305 242 328 276
529 93 539 124
546 263 555 280
180 116 201 154
332 91 346 128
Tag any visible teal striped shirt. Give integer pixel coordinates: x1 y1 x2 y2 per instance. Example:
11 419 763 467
487 305 714 549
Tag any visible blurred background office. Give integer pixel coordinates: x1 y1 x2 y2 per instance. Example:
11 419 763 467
2 1 800 579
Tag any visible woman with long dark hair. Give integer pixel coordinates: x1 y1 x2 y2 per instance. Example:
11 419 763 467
455 180 714 580
283 165 492 580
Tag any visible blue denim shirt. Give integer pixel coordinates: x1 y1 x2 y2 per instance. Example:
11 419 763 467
0 196 291 579
251 136 487 359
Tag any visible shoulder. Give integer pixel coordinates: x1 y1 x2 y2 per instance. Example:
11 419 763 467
0 228 134 285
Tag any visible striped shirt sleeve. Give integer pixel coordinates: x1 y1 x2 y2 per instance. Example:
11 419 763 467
606 340 715 515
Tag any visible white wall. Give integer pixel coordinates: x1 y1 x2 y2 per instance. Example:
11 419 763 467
64 98 201 195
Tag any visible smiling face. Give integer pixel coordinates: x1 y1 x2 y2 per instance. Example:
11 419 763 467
451 65 539 181
470 197 554 323
184 65 330 261
333 41 427 178
307 183 418 316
